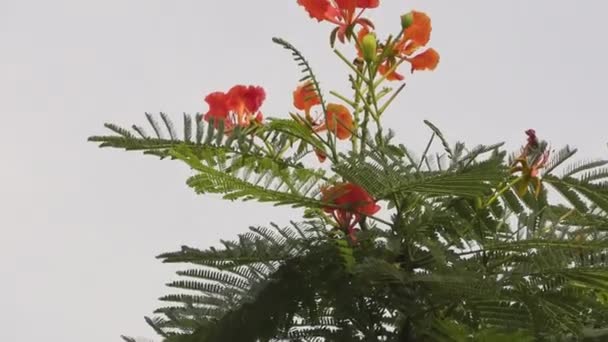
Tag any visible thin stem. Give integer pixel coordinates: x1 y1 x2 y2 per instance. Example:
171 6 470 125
366 214 393 227
330 90 356 107
485 176 523 208
365 61 388 156
366 62 381 121
334 49 369 82
378 83 406 116
418 133 436 171
373 56 408 88
359 108 373 158
350 74 363 155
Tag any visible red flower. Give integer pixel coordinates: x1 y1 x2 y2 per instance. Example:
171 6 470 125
204 91 231 125
297 0 331 21
321 182 380 239
297 0 378 43
203 85 266 130
227 85 266 126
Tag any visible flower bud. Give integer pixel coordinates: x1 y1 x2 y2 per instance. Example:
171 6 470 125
361 33 377 62
474 196 483 210
354 57 364 71
401 12 414 30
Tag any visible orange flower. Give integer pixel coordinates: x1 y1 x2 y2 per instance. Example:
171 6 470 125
293 81 321 114
396 10 438 68
315 103 354 140
354 27 405 80
410 48 440 72
373 10 439 81
204 91 232 129
297 0 378 43
203 85 265 130
321 182 380 239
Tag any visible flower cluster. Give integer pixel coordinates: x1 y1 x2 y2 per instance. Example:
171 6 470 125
510 129 550 197
293 82 354 140
199 1 443 240
297 0 379 43
357 11 440 81
203 85 266 131
292 81 355 162
298 0 440 80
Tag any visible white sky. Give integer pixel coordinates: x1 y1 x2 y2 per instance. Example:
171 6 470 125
2 1 607 341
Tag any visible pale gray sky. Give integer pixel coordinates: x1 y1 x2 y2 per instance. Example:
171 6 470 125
2 1 607 341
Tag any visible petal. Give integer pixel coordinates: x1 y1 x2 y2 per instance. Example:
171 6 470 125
340 183 380 215
226 85 246 114
203 91 230 122
242 86 266 113
326 103 354 140
321 183 380 217
227 85 266 114
314 148 327 163
363 203 381 215
357 0 379 8
293 81 321 111
403 10 432 46
321 183 349 207
297 0 332 21
335 0 356 12
255 112 264 124
410 48 440 72
378 62 405 81
335 111 354 140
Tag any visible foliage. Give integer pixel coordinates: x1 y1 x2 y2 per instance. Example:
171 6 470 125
91 2 608 341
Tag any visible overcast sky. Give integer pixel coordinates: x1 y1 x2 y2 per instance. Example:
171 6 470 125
2 0 607 341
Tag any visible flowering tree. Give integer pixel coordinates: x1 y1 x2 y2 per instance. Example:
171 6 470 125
91 1 608 341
